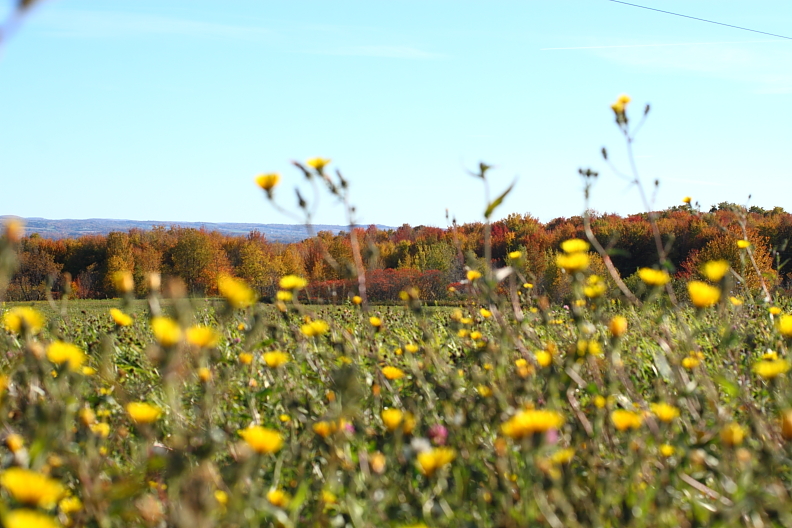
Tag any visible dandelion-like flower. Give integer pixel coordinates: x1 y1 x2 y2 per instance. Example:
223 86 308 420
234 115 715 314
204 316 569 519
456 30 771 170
111 271 134 294
46 341 86 371
382 366 405 380
279 275 308 290
301 319 329 337
501 409 565 439
609 316 628 337
2 307 45 335
126 402 162 424
267 488 291 508
479 308 492 318
650 403 680 423
737 240 750 249
720 422 745 446
583 275 606 298
369 316 382 328
255 173 280 194
186 326 220 348
556 252 589 272
3 510 60 528
218 274 257 309
687 281 721 308
381 408 404 431
508 251 522 259
0 468 64 508
417 447 456 476
262 351 289 368
777 315 792 338
638 268 670 287
466 270 482 281
561 238 590 254
682 196 692 204
753 358 790 379
306 157 331 171
702 260 729 282
109 308 133 327
239 425 283 454
610 409 643 431
151 317 182 347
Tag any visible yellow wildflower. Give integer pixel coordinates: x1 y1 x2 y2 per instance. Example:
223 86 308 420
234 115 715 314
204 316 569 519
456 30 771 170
381 408 404 431
550 448 575 465
218 274 257 308
737 239 750 249
659 444 675 457
470 331 483 340
301 319 329 337
682 355 701 369
508 251 522 259
535 350 552 367
46 341 86 371
109 308 133 326
322 490 337 504
197 367 212 382
479 308 492 318
3 218 24 242
111 271 134 294
5 433 23 453
306 157 331 171
729 296 743 306
770 306 783 315
466 270 482 281
239 425 283 454
313 421 335 438
151 316 181 346
524 282 534 289
3 306 45 335
778 315 792 337
263 351 289 368
267 488 290 508
417 447 456 476
279 275 308 290
556 252 589 272
382 366 405 380
561 238 590 253
594 395 606 409
609 315 628 337
0 468 64 508
687 281 721 308
369 316 382 328
682 196 692 204
650 403 680 423
276 290 293 302
720 422 746 446
753 358 790 379
610 409 643 431
214 489 228 506
239 352 254 365
59 495 83 514
126 402 162 424
90 422 111 438
255 173 280 192
583 275 606 298
186 326 220 348
477 385 493 397
352 295 362 305
780 409 792 440
3 510 60 528
638 268 670 286
702 260 729 282
501 409 565 439
405 344 419 353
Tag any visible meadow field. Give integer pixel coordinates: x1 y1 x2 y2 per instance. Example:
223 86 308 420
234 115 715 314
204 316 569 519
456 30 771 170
3 100 792 528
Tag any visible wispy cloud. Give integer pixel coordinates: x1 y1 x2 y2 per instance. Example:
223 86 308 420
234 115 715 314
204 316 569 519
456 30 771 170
541 39 785 51
310 45 444 60
31 9 270 41
549 38 792 94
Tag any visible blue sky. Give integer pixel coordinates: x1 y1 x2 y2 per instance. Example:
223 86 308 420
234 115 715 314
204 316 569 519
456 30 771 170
0 0 790 228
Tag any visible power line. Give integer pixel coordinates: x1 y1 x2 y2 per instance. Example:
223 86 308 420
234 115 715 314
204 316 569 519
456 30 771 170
607 0 792 41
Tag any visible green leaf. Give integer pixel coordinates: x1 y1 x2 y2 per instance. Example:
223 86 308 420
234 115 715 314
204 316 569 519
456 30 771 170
484 180 516 219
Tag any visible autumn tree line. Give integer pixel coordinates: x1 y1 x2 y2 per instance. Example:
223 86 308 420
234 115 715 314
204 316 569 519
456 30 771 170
5 203 792 304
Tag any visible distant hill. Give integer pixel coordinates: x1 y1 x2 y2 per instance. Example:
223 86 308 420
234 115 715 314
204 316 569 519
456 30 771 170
0 216 393 243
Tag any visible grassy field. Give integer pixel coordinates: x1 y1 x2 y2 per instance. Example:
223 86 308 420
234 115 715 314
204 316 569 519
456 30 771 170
3 264 792 528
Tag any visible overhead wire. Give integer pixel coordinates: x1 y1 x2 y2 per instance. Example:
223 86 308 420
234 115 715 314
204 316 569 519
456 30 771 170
607 0 792 40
